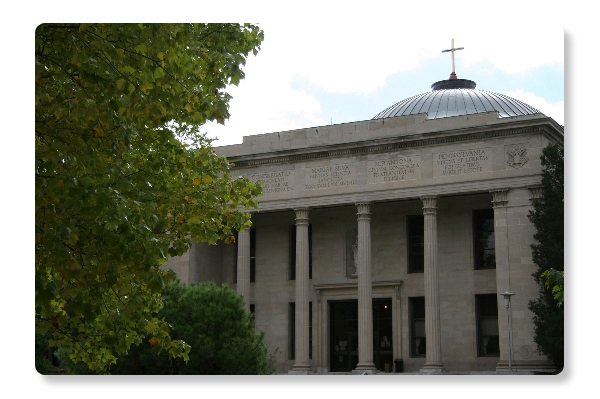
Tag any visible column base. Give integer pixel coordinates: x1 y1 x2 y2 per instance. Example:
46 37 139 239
420 361 445 374
354 362 377 373
291 362 312 373
352 369 378 375
288 370 311 375
419 368 446 375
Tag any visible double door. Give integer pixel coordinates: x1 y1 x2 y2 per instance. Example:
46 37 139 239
329 298 393 372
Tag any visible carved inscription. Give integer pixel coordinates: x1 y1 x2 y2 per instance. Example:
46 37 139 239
433 148 491 177
305 164 356 190
367 156 421 183
251 171 294 194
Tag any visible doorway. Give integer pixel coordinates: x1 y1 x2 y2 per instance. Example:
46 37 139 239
329 298 393 372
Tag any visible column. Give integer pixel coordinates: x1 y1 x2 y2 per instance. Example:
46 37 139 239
292 208 312 372
236 228 250 313
490 189 511 370
421 196 444 372
354 203 377 372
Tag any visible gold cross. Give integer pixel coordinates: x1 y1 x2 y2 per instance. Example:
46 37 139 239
442 39 464 74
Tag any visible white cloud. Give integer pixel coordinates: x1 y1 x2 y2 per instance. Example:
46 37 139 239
441 26 564 75
255 20 564 96
206 29 330 146
207 18 564 146
506 90 564 126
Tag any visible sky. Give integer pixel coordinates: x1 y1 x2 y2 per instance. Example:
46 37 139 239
204 18 564 147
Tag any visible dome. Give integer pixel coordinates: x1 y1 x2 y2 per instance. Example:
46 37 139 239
372 77 541 120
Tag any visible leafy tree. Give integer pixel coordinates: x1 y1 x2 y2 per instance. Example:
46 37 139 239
110 281 274 375
528 143 564 372
35 23 263 373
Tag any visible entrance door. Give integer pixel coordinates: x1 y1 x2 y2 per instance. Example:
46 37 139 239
372 299 393 372
329 299 393 372
329 300 358 372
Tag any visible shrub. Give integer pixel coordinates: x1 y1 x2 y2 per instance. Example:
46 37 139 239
111 281 273 375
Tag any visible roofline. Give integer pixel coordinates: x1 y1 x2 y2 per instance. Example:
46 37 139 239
219 113 563 168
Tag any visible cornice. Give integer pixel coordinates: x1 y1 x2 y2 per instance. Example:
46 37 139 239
227 118 563 169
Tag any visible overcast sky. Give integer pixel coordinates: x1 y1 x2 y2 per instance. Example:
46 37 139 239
205 18 564 147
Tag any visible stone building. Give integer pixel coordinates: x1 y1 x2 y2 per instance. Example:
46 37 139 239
164 72 564 374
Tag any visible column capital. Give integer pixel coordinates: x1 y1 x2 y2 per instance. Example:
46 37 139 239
355 203 371 219
421 196 437 215
294 208 310 225
490 189 509 208
528 186 543 201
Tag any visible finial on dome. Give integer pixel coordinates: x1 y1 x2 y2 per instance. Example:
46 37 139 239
442 39 464 79
432 38 474 90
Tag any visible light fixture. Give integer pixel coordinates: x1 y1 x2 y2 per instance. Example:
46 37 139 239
500 291 515 371
501 291 514 309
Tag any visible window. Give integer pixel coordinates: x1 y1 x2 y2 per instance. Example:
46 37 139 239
289 301 312 360
289 225 312 280
250 228 256 282
407 215 424 273
473 209 496 269
476 294 500 356
410 297 426 357
249 303 255 320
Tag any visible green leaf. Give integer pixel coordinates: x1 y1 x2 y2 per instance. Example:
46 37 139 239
154 67 165 79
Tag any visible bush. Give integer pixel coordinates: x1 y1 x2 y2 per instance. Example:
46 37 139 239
111 281 273 375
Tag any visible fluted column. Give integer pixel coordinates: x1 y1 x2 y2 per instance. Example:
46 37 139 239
236 228 250 313
491 189 510 370
292 208 311 372
421 196 444 371
354 203 377 372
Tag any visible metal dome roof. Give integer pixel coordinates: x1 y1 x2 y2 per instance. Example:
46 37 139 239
372 77 541 120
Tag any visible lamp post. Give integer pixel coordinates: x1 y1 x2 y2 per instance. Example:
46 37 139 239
500 291 515 371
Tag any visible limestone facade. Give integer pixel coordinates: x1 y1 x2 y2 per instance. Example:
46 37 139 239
164 110 563 373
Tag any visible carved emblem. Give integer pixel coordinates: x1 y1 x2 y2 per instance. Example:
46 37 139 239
506 145 529 168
